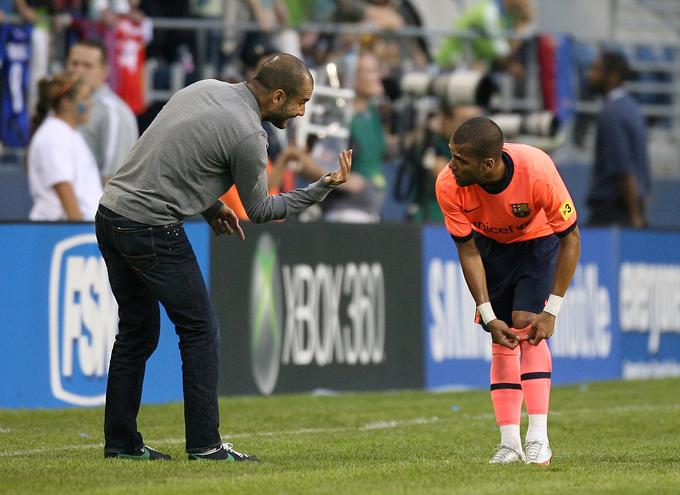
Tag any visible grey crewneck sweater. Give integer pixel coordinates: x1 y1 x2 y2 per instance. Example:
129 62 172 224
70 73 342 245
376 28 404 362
100 80 334 225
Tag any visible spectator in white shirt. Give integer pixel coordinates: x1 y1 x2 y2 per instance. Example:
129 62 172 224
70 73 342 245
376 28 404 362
28 73 103 221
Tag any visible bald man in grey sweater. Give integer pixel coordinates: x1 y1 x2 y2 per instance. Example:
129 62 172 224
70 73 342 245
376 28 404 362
96 54 352 462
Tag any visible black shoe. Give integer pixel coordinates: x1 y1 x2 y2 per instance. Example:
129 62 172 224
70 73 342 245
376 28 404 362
188 443 258 462
104 445 172 461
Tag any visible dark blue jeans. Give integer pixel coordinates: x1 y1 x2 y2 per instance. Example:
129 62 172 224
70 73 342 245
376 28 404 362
95 205 222 454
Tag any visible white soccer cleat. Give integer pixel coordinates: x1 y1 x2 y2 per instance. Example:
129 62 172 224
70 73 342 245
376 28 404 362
524 440 552 465
489 444 525 464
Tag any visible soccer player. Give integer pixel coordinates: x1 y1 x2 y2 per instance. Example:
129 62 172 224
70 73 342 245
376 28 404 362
435 117 580 464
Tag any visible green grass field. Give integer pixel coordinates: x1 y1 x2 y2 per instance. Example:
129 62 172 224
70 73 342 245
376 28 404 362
1 378 679 494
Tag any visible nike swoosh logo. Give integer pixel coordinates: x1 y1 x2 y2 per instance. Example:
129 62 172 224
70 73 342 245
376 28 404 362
463 206 480 213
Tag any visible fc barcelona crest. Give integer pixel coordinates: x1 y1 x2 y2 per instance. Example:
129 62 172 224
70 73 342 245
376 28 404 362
511 203 531 218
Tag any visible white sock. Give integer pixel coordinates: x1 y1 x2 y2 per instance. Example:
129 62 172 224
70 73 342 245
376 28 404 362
499 424 522 451
526 414 548 443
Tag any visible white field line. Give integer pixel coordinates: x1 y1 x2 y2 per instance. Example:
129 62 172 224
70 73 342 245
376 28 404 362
1 403 679 458
0 417 439 458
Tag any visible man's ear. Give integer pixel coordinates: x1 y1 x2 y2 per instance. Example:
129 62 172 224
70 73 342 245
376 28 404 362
272 88 286 105
482 157 495 171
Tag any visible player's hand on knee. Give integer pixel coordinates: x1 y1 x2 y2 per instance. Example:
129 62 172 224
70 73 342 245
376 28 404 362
488 320 520 349
528 312 556 345
211 205 245 240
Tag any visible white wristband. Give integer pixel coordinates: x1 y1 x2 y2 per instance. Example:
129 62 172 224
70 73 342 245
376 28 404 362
477 302 497 325
543 294 563 317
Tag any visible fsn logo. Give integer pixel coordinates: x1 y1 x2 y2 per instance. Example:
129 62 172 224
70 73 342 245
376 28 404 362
250 234 283 396
49 234 118 406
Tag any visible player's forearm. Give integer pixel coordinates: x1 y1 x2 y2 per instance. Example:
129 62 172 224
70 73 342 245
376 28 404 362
550 227 581 297
456 240 491 305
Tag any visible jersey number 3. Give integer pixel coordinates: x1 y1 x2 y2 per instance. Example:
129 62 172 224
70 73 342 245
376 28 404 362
560 201 574 221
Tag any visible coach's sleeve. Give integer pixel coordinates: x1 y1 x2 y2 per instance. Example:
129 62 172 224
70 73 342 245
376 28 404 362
231 132 335 223
535 166 577 237
435 171 473 243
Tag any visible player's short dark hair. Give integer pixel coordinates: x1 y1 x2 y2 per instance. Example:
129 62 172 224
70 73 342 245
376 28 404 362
69 39 108 65
452 116 504 161
252 53 313 99
600 51 633 81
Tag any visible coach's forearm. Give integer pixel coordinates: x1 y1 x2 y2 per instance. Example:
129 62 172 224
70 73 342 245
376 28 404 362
246 179 334 223
550 226 581 297
456 239 491 305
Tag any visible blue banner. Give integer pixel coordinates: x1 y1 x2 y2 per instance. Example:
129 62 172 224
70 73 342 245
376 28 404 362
618 230 680 379
0 222 209 408
422 226 621 390
423 226 490 390
550 229 620 383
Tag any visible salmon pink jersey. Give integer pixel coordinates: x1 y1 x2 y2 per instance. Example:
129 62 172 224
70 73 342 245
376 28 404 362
436 143 577 243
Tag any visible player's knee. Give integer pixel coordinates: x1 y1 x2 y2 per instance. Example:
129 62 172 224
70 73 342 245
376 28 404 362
491 343 520 356
512 311 535 330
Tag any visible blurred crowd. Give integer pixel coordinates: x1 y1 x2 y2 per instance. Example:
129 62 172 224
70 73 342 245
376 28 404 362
0 0 651 227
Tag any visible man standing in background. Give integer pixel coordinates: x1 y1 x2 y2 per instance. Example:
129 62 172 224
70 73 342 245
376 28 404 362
67 39 138 182
586 51 650 228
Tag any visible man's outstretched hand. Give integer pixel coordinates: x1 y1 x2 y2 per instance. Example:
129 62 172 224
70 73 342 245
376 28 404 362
211 204 245 240
324 149 353 186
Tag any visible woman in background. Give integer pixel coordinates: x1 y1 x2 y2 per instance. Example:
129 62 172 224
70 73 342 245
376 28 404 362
28 73 102 221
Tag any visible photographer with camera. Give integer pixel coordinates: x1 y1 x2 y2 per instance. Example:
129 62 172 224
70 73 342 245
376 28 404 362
405 104 483 223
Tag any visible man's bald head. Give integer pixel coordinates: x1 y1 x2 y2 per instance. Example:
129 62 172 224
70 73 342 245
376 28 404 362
248 53 314 129
252 53 313 98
